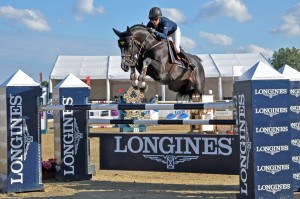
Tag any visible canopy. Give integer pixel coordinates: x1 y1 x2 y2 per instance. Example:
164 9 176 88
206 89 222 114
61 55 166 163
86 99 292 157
50 53 269 80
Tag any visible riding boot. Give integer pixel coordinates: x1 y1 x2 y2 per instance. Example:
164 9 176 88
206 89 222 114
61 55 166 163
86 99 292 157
178 51 196 70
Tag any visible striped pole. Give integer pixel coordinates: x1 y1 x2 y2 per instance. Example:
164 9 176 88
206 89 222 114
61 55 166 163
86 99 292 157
88 119 237 125
39 102 235 111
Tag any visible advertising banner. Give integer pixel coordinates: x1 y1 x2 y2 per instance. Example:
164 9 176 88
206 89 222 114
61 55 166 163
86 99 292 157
99 133 239 174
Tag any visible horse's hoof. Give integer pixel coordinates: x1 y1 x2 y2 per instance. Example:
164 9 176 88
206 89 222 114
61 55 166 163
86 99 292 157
139 84 148 93
132 85 139 90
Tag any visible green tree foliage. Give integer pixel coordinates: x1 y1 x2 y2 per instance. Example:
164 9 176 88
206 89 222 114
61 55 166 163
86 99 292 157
41 81 48 88
271 47 300 71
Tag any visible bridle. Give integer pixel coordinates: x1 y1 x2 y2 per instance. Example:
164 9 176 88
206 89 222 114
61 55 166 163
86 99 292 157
119 30 153 67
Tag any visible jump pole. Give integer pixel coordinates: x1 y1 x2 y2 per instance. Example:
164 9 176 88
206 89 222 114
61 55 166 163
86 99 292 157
40 101 236 111
88 119 237 125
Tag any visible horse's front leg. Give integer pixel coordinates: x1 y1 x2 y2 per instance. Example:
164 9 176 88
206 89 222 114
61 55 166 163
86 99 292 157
138 58 151 93
130 66 138 89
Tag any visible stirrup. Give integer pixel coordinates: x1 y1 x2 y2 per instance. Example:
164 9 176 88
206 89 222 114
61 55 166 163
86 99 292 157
188 63 196 70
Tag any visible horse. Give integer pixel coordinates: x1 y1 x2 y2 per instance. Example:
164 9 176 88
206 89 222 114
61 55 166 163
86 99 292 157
112 24 205 100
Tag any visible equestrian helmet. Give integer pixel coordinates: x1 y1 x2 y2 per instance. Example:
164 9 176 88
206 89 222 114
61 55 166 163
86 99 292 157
149 7 162 20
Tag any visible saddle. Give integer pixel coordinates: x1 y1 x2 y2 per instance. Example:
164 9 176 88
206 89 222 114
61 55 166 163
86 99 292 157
167 41 195 70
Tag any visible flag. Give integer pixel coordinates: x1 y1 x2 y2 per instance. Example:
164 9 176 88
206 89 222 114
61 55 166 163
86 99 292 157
39 72 42 83
86 76 91 87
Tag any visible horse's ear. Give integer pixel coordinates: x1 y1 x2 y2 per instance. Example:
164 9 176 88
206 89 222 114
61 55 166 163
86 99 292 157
126 26 132 36
112 28 122 37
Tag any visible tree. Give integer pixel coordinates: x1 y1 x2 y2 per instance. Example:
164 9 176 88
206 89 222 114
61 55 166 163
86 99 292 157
41 81 48 88
271 47 300 71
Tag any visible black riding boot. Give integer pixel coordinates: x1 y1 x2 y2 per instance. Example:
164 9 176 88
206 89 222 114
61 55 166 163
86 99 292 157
178 51 196 70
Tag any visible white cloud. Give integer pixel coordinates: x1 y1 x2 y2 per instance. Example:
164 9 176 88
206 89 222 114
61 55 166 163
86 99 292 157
181 36 196 49
0 6 51 32
196 0 251 23
73 0 104 15
161 8 187 23
199 31 233 46
237 44 274 58
271 3 300 36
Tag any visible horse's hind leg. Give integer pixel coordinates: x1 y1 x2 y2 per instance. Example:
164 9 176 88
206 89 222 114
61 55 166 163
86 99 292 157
130 66 138 89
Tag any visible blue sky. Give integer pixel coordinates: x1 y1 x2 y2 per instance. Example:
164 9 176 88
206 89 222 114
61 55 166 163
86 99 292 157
0 0 299 82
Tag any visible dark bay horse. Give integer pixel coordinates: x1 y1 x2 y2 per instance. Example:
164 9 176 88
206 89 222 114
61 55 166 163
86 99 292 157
113 24 205 100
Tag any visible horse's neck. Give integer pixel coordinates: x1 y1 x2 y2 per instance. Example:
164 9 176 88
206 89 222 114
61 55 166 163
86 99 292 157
133 30 158 54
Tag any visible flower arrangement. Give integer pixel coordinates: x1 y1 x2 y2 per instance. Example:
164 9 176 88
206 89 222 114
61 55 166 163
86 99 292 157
42 158 56 179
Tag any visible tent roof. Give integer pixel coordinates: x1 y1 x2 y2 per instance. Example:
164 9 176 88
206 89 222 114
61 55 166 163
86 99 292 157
50 53 269 80
1 69 39 87
55 73 90 88
196 53 269 78
50 56 109 79
237 61 285 81
278 64 300 80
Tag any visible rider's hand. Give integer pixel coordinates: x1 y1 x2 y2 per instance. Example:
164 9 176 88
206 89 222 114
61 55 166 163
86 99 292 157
148 28 155 34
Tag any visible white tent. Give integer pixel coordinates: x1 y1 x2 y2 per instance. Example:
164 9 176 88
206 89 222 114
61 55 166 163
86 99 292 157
49 53 269 101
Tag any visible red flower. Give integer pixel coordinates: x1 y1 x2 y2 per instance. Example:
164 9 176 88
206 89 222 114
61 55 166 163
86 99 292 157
42 161 52 170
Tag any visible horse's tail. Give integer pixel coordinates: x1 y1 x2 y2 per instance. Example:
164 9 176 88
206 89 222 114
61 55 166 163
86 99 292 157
189 54 205 100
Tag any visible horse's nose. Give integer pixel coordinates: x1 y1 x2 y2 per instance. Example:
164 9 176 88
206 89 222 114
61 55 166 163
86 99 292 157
121 57 129 72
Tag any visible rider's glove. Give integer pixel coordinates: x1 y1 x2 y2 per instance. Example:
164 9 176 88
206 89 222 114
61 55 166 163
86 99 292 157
148 28 156 34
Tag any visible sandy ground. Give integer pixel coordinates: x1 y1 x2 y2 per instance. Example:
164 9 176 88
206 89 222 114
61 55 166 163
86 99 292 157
1 125 299 199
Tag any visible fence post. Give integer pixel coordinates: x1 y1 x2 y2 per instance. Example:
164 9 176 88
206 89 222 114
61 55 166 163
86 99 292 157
0 70 43 193
53 73 92 181
234 62 293 198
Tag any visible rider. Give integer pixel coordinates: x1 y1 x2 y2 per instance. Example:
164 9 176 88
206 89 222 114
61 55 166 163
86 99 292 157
146 7 195 70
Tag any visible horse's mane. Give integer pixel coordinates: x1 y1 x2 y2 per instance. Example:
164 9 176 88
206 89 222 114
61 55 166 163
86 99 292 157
130 24 148 31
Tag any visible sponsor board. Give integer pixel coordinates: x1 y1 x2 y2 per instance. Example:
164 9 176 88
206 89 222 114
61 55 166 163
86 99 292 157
99 134 239 174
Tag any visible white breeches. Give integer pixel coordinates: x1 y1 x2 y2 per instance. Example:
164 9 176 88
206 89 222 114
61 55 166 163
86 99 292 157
168 27 181 53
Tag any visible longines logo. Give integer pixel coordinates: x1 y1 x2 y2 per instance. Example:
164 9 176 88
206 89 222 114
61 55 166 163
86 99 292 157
291 139 300 148
255 126 288 136
256 145 289 155
291 89 300 97
114 136 233 170
254 89 287 98
238 94 251 196
8 94 34 184
290 106 300 114
257 164 289 175
62 97 83 176
143 155 198 169
255 108 288 117
73 119 83 155
293 173 300 180
23 120 33 161
258 184 291 194
292 156 300 164
291 122 300 131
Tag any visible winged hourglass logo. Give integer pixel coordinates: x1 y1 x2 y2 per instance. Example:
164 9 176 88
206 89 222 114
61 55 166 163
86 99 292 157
143 155 198 169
